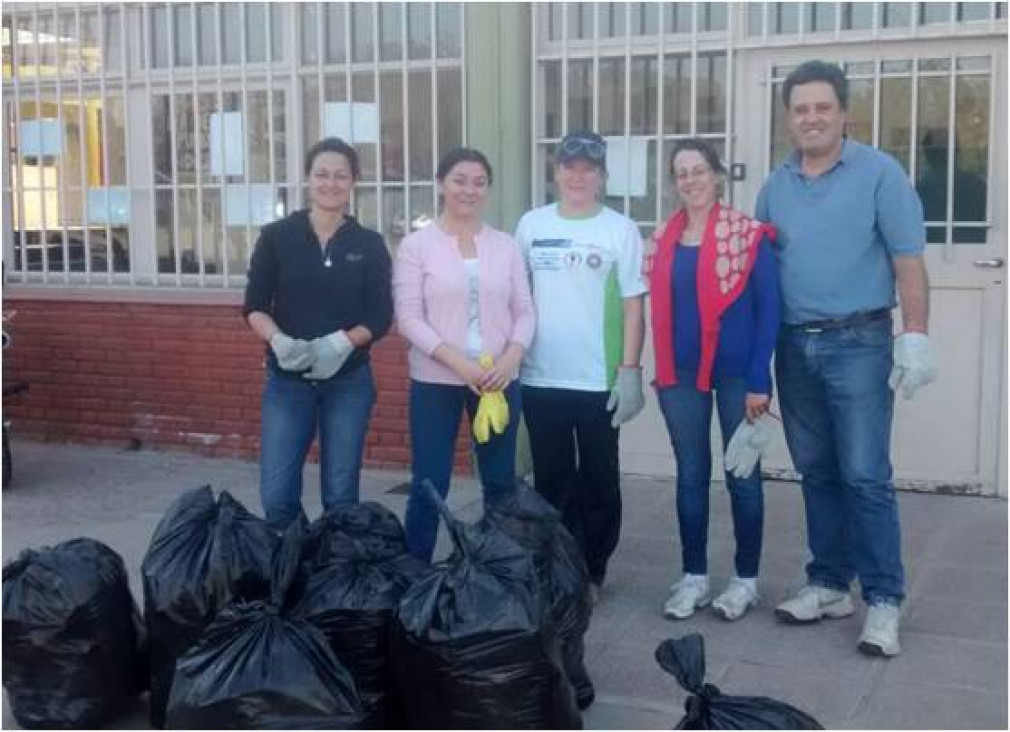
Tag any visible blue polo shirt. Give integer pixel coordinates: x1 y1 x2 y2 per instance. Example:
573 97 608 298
755 139 925 325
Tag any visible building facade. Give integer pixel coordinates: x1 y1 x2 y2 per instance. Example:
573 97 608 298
3 3 1007 494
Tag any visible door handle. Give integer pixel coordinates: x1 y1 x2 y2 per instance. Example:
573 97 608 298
973 258 1005 268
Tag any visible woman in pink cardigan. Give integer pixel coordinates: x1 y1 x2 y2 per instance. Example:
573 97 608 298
393 147 536 561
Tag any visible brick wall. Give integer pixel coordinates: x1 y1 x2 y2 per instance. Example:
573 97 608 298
2 298 472 472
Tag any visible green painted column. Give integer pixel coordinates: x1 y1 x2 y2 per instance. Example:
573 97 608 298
464 3 532 232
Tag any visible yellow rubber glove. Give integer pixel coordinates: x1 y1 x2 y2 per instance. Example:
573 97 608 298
472 355 510 443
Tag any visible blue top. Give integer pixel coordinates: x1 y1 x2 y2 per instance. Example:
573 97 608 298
671 236 781 394
755 139 925 325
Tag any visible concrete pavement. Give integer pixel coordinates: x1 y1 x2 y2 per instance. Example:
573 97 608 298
2 439 1007 729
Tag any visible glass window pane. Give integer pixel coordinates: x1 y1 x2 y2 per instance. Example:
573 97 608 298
272 90 287 182
152 95 172 184
178 188 199 273
883 2 911 26
598 58 625 136
104 8 122 71
846 79 873 144
919 58 951 72
198 92 218 179
543 60 562 138
548 2 564 41
747 3 764 34
300 4 318 64
880 78 912 172
379 2 402 61
247 91 270 183
302 78 320 165
774 2 800 33
630 57 658 135
151 5 169 68
669 2 696 33
270 4 284 62
998 2 1007 18
408 69 434 180
663 54 690 135
807 2 837 30
352 73 377 183
630 2 660 34
436 68 462 160
222 4 241 63
380 71 404 182
2 14 12 80
408 184 435 233
173 5 193 67
246 3 267 63
198 4 216 64
36 10 57 75
436 3 462 57
952 74 989 225
407 2 431 59
326 4 347 64
882 59 913 73
697 52 726 134
919 2 952 23
915 75 951 224
383 187 406 249
155 189 174 272
599 3 626 37
201 187 222 274
704 2 727 30
770 82 791 169
174 94 197 185
958 2 991 20
354 187 377 231
628 138 658 222
352 3 374 62
60 101 84 189
842 2 873 28
59 11 80 74
81 9 101 73
567 59 593 132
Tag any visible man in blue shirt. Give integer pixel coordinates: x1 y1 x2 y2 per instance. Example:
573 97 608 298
756 61 937 657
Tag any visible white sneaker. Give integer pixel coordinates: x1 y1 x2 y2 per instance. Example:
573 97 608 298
775 585 855 623
858 602 901 657
712 577 759 621
663 574 711 620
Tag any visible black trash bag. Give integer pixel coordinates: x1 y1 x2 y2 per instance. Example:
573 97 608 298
294 506 430 728
392 482 581 730
142 485 279 728
166 517 365 730
657 635 824 730
302 501 408 566
2 538 146 729
485 480 595 709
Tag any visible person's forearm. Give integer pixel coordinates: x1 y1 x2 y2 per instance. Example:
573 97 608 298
622 296 645 366
247 311 280 344
893 255 930 334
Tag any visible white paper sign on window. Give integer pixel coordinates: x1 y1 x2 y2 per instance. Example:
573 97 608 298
209 112 245 176
324 102 379 144
86 187 130 224
225 185 277 227
605 136 648 198
19 119 62 157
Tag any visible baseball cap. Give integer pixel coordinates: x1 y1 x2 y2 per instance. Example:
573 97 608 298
556 130 607 169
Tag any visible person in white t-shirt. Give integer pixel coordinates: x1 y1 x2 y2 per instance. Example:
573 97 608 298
514 130 648 604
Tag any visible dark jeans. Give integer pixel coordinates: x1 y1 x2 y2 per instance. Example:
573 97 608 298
522 385 620 586
405 379 521 561
656 372 764 578
776 317 904 605
259 362 375 529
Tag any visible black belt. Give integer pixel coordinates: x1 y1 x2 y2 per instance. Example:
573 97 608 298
788 308 891 333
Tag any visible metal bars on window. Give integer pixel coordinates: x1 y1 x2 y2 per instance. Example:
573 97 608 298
532 2 732 234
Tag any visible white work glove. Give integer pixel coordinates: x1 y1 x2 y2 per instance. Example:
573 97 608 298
724 414 776 480
606 366 645 427
270 332 314 372
888 332 937 400
305 331 354 380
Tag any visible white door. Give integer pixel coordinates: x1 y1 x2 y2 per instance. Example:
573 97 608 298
729 39 1007 496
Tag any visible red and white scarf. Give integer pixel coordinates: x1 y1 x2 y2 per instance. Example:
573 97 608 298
648 203 775 391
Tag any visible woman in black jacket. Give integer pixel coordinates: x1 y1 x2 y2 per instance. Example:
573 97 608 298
244 137 393 528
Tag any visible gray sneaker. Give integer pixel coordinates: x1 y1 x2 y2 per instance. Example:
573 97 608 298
858 602 901 657
663 575 711 620
712 578 759 621
775 585 855 623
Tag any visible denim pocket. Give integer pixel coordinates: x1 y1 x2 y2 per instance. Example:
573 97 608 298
841 318 893 348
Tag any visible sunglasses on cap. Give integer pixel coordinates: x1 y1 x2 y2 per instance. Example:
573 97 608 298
559 134 606 161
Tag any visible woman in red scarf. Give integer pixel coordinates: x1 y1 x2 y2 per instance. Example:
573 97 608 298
649 139 780 622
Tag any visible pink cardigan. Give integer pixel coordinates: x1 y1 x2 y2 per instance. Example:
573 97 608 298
393 222 536 385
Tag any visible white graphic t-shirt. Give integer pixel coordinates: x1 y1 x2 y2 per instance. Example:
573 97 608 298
514 204 647 391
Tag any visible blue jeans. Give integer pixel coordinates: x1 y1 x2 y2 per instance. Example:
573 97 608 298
259 362 375 528
405 379 521 561
657 372 764 578
776 317 904 605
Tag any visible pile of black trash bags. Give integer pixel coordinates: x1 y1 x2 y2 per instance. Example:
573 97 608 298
2 480 594 729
